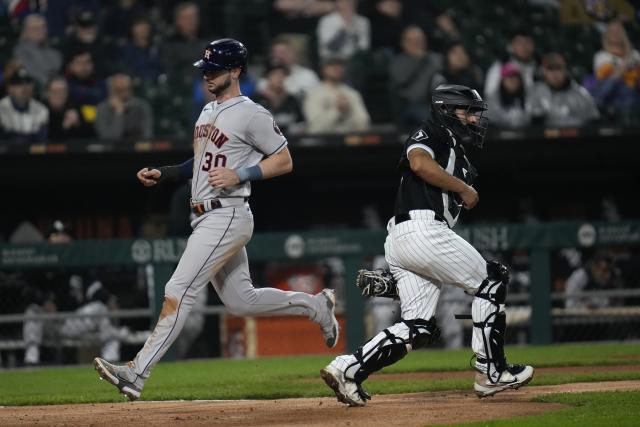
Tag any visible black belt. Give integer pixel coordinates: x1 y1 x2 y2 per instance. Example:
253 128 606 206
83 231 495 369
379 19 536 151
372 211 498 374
191 198 248 216
394 211 446 225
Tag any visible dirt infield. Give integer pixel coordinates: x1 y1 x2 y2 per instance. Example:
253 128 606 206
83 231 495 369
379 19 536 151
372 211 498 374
2 367 640 427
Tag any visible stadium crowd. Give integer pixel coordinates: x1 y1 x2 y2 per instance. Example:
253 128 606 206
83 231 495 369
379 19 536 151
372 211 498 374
0 0 639 143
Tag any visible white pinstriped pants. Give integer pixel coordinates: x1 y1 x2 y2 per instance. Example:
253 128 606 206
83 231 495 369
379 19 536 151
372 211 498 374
383 209 493 362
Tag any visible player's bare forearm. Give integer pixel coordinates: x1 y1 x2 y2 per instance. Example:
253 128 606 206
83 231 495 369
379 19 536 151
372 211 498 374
408 149 478 208
258 146 293 179
408 150 466 193
208 147 292 189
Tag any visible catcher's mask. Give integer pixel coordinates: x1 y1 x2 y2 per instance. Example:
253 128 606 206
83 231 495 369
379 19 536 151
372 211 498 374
432 84 489 148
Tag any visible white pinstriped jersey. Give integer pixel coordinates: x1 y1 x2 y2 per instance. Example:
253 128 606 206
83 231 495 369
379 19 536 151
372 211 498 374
191 96 287 201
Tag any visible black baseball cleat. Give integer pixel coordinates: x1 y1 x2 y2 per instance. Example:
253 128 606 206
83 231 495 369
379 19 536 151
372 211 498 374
94 358 144 401
474 364 534 398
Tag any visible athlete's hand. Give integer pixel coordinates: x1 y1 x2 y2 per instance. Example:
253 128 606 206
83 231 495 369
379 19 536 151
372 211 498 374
459 185 479 210
208 167 240 189
137 167 161 187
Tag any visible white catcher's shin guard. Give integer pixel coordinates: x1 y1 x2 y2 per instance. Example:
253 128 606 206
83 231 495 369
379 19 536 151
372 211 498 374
471 261 534 397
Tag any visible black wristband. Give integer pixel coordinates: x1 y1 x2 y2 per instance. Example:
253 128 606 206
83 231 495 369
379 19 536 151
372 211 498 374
150 165 181 183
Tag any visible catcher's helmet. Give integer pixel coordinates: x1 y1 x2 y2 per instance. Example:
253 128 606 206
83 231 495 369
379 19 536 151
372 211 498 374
431 84 489 147
193 38 248 74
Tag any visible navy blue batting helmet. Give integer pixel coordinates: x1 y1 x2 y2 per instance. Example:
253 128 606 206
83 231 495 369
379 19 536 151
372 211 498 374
193 38 248 74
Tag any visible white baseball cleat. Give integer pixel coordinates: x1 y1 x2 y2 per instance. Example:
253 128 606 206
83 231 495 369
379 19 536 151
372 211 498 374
474 364 534 398
320 361 366 407
94 358 144 401
316 289 339 348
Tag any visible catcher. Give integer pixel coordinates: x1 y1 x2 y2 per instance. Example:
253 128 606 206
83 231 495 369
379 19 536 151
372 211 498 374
320 84 534 406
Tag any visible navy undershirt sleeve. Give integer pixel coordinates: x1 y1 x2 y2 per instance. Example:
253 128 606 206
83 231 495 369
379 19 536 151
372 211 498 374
179 157 194 179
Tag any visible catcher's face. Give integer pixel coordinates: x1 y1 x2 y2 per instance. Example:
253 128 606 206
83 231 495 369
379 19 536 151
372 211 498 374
454 108 482 125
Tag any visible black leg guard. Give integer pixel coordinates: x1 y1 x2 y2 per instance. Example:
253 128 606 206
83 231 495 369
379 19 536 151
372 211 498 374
475 311 507 375
472 260 509 382
347 317 440 384
352 329 407 384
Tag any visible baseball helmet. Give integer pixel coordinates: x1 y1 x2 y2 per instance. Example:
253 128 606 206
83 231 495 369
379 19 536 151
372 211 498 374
193 38 248 74
431 84 489 148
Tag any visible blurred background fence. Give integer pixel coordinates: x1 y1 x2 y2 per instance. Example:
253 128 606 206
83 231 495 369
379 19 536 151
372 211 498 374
2 221 639 368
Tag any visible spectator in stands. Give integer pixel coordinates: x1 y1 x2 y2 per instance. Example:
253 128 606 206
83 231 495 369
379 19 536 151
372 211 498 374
389 25 442 128
588 20 640 123
95 73 153 141
485 62 531 129
304 57 370 133
565 252 621 310
270 0 335 36
0 58 24 99
527 53 600 128
258 37 320 102
402 0 460 54
317 0 371 62
60 281 130 363
120 17 164 83
433 40 484 93
364 0 404 54
0 68 48 142
63 10 118 79
22 286 58 365
102 0 148 40
485 30 537 96
64 48 106 124
13 14 62 89
253 60 305 136
163 2 207 87
46 76 94 141
45 0 101 37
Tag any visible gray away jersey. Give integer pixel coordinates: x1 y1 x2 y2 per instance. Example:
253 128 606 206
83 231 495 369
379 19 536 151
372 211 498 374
191 96 287 201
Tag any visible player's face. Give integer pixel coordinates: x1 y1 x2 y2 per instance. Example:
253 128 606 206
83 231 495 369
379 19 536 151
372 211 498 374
454 108 482 126
202 69 232 96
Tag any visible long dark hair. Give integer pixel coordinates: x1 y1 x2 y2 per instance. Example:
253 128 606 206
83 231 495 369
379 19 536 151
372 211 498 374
499 74 525 108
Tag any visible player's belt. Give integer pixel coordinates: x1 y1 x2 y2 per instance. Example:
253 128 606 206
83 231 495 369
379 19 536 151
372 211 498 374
394 210 446 225
190 197 247 216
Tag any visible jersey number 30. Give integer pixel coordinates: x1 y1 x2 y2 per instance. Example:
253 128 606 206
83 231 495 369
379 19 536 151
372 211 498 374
202 152 227 171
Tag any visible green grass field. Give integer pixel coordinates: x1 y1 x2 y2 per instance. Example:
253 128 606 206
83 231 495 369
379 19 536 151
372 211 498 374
457 391 640 427
1 342 639 425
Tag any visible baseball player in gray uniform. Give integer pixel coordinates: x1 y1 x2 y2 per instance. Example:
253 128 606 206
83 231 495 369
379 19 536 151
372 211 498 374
93 39 339 401
321 85 534 406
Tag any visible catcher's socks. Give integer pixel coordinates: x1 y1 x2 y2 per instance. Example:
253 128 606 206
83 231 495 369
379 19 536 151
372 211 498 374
474 364 534 397
320 361 366 407
315 289 340 348
94 358 145 401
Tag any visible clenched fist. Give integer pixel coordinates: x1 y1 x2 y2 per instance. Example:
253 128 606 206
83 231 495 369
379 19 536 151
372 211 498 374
137 167 161 187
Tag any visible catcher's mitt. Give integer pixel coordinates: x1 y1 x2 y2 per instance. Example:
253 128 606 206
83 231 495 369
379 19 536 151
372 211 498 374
355 269 399 299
